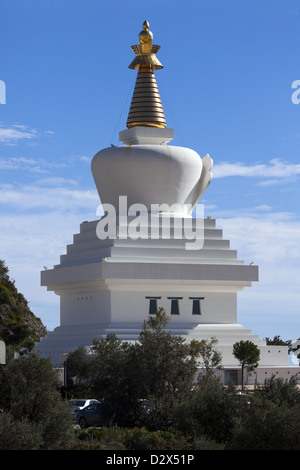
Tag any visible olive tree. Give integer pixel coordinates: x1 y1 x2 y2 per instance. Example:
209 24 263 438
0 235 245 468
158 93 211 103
133 309 200 429
229 376 300 450
89 309 202 429
65 345 94 385
0 352 73 449
196 336 222 374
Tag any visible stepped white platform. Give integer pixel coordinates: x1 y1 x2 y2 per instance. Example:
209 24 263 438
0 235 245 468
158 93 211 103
36 215 288 373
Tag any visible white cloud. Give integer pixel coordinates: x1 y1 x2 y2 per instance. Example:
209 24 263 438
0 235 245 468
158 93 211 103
0 154 89 175
213 158 300 185
0 124 38 144
213 209 300 338
0 178 100 330
0 156 48 173
0 156 82 179
0 211 86 330
216 210 300 264
78 155 91 163
34 177 78 187
0 183 98 211
44 130 55 135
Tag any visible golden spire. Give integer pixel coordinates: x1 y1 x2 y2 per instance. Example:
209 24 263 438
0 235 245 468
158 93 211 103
126 21 166 129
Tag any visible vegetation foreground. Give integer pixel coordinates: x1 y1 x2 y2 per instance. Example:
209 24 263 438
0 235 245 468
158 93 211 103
0 314 300 450
0 259 300 450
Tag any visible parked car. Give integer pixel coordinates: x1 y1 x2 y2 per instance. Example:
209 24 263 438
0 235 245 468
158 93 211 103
76 402 104 428
68 399 100 419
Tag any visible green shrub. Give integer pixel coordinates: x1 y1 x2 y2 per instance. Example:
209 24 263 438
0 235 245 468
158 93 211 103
71 426 126 450
0 412 43 450
71 426 223 451
123 427 167 450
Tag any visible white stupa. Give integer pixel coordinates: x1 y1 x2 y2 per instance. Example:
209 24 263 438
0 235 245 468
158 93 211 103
36 22 299 384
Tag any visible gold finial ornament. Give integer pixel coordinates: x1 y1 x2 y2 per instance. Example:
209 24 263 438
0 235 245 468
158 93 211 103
139 21 153 44
128 20 163 70
127 21 166 129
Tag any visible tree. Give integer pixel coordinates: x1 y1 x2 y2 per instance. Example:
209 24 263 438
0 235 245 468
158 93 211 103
0 352 73 449
229 398 300 450
265 335 292 352
229 376 300 450
143 307 170 332
176 373 240 445
86 309 202 429
233 340 260 390
257 374 300 407
91 334 141 426
196 336 222 374
0 320 34 351
0 260 47 359
131 309 201 429
0 412 43 450
65 345 94 385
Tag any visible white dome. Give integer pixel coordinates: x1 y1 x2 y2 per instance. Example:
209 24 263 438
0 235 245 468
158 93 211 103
92 143 212 215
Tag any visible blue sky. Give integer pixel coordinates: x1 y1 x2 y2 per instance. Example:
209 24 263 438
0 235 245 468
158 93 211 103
0 0 299 346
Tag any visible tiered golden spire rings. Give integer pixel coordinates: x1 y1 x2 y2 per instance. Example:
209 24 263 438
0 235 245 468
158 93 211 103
127 21 166 129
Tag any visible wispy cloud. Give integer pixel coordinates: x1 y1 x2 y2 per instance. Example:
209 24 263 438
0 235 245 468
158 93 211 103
211 208 300 338
213 158 300 185
0 124 57 146
78 155 91 163
44 130 55 135
0 124 39 145
215 209 300 264
0 183 98 211
0 156 69 174
0 156 46 173
0 211 85 330
34 177 78 187
0 176 99 329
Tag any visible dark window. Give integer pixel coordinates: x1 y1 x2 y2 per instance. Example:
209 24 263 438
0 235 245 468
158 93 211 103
189 297 205 315
167 297 183 315
146 297 161 315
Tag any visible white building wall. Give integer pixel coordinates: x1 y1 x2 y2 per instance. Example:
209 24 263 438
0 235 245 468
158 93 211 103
60 288 111 326
108 288 237 325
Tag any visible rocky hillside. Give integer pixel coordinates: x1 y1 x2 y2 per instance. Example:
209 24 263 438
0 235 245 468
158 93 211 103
0 260 47 343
